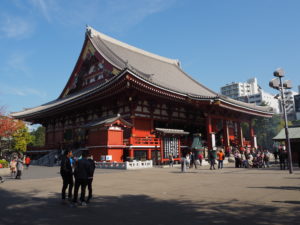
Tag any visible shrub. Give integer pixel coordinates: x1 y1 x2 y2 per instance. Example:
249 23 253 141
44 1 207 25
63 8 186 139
0 159 9 168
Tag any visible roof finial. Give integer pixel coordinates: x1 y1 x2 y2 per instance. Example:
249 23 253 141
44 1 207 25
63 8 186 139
86 25 93 38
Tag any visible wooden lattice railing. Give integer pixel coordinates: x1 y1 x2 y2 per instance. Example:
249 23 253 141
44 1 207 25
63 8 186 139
128 137 160 146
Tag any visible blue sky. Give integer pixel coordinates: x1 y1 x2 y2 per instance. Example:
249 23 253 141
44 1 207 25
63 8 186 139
0 0 299 113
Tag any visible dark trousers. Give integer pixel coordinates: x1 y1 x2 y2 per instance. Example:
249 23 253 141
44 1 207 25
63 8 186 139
210 159 215 169
61 175 73 200
87 178 93 201
15 170 22 179
235 158 240 168
280 160 286 170
73 178 88 203
218 160 223 169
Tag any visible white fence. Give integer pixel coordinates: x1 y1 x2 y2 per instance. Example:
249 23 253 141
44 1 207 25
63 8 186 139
95 160 153 170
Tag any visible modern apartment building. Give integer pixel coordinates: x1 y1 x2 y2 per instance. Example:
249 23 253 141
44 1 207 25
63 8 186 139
220 78 260 100
221 78 280 113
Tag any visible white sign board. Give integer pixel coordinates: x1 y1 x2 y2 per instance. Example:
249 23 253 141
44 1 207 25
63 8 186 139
106 155 112 161
101 155 113 161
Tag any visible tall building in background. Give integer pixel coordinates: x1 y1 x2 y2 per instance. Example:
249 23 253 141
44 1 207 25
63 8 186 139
220 78 280 113
220 78 260 100
294 93 300 121
283 90 297 116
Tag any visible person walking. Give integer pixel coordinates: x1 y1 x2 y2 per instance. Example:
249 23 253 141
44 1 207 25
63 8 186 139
25 156 31 169
217 150 225 169
168 154 174 167
198 152 203 166
209 148 216 170
234 150 241 168
181 154 187 173
263 150 270 168
72 151 91 206
15 155 24 179
10 157 17 178
60 150 73 203
279 150 287 170
185 153 191 169
87 154 95 203
191 150 200 169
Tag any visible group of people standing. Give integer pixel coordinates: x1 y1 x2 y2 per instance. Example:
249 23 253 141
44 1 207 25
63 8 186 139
232 148 271 169
179 148 225 172
60 150 95 206
9 155 31 179
208 149 225 170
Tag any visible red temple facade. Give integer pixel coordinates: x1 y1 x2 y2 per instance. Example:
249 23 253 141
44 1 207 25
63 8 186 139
11 27 273 163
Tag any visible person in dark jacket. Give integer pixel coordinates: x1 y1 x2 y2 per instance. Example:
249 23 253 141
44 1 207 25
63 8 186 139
87 154 95 203
60 150 73 202
72 151 91 206
209 148 216 170
279 150 287 170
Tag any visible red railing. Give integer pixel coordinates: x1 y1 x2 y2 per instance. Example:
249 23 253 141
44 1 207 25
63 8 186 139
129 137 160 146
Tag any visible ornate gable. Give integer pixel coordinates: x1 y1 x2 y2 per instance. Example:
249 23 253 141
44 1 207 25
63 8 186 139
61 39 120 98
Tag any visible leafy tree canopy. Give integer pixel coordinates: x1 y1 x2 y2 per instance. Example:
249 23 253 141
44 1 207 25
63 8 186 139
30 126 45 147
12 122 33 152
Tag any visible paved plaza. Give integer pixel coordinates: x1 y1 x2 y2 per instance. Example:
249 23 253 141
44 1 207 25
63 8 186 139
0 164 300 225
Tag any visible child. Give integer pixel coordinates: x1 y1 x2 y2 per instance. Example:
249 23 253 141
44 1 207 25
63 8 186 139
10 158 17 178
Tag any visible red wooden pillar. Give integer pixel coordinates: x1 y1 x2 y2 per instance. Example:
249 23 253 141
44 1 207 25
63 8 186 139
206 115 212 150
147 149 151 160
129 149 134 158
223 120 229 150
237 122 244 147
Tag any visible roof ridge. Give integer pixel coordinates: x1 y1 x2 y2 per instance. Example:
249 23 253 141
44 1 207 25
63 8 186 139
172 63 218 96
87 26 180 66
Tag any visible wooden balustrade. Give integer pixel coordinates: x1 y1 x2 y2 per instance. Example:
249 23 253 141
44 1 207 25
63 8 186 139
128 137 160 146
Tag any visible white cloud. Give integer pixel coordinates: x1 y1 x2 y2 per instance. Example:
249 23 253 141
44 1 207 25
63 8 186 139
28 0 58 22
3 52 33 77
100 0 176 32
4 0 176 34
24 0 175 32
0 14 34 39
0 85 47 98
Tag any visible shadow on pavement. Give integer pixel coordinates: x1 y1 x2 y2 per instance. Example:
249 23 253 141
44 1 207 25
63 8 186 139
0 188 300 225
248 186 300 191
273 201 300 205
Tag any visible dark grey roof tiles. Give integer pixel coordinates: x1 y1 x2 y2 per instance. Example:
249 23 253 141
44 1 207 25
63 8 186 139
89 27 218 97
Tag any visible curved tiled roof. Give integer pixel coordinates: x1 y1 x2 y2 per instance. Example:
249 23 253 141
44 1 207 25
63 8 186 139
88 27 217 98
11 26 273 119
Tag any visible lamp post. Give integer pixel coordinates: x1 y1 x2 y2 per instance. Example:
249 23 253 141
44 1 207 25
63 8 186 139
269 68 293 174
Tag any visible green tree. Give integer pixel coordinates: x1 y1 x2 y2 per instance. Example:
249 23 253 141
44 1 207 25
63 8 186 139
12 123 33 152
30 126 45 146
253 114 284 150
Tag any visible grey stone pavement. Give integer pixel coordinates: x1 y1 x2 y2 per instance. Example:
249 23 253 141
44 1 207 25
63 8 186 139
0 164 300 225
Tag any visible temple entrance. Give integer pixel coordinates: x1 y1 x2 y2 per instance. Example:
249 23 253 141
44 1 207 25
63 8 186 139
134 150 147 161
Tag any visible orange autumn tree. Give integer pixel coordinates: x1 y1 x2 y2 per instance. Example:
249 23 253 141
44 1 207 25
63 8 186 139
0 107 27 152
0 107 21 138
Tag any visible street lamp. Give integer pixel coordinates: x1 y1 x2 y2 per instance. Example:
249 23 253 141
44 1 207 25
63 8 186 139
269 68 293 174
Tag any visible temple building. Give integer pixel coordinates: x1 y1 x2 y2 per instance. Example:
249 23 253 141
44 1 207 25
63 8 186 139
11 26 273 163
